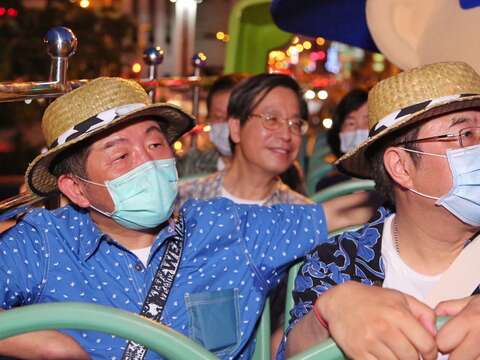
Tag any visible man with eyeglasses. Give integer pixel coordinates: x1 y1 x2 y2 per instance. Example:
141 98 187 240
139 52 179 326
178 73 314 207
177 73 379 356
281 62 480 360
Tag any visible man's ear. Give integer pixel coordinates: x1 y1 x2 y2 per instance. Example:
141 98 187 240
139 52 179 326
228 118 241 144
57 175 90 208
383 147 416 189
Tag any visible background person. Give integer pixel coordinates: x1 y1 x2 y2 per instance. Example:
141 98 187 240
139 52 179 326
176 74 245 177
178 73 312 207
178 73 379 357
316 89 368 190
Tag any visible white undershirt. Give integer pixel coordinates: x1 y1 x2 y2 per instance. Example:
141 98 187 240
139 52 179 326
382 214 443 301
220 186 268 205
131 246 151 267
381 215 447 360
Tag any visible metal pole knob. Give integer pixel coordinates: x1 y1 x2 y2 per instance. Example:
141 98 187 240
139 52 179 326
143 46 165 79
191 52 207 71
44 27 78 85
143 46 165 101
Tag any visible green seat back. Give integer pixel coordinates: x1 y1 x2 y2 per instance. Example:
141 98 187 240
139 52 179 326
252 301 271 360
311 179 375 204
0 302 216 360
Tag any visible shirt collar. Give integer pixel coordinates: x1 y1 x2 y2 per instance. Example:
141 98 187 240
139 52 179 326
80 210 176 261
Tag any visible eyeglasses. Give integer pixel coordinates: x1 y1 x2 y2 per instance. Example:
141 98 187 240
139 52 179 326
397 126 480 148
248 113 309 135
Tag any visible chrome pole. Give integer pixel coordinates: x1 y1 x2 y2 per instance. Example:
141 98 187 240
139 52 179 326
143 46 164 102
45 27 78 87
191 52 207 119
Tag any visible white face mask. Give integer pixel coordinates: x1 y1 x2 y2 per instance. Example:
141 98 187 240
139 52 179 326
401 145 480 227
339 129 369 153
209 122 232 156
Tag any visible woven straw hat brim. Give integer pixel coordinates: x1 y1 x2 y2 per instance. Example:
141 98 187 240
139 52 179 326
26 103 194 196
336 95 480 178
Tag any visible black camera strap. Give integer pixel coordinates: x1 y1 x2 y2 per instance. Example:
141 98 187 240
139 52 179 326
121 215 185 360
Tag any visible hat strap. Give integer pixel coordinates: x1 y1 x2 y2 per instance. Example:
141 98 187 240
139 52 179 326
369 93 476 137
49 103 146 149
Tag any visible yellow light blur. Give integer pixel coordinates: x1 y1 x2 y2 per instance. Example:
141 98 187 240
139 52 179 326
132 63 142 73
372 62 385 72
303 41 312 50
173 141 183 151
79 0 90 8
373 53 385 62
203 124 212 132
198 52 207 61
216 31 225 41
295 44 304 52
304 90 316 100
292 36 300 44
269 50 286 62
317 90 328 100
322 118 333 129
316 37 325 46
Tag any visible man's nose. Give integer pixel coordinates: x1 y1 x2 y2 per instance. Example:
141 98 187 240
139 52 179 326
277 120 293 140
136 146 155 164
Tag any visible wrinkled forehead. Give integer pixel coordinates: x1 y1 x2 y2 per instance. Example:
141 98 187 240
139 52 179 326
89 118 168 149
418 109 480 136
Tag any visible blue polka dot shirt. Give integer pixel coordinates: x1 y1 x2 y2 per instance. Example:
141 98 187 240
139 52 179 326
0 198 327 359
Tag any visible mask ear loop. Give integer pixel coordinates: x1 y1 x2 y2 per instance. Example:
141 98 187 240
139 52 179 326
397 147 444 201
74 176 114 217
408 188 440 201
75 176 107 188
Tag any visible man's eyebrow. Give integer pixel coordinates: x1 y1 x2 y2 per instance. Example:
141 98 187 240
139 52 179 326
102 138 127 150
146 125 164 135
449 116 474 128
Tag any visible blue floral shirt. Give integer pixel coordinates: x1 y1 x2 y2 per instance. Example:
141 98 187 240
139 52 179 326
0 198 327 360
277 207 480 359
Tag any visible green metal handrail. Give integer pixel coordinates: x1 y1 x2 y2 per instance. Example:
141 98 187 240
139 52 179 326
311 179 375 204
289 317 450 360
0 302 217 360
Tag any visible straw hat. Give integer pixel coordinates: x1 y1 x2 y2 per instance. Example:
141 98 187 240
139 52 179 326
337 62 480 178
26 77 195 196
366 0 480 73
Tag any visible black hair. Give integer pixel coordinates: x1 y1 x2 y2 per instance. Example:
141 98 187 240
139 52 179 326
206 74 246 113
327 89 368 157
366 124 421 207
50 140 92 179
227 73 307 152
227 73 307 125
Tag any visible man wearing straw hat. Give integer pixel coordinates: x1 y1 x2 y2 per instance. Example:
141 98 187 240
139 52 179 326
0 77 375 359
282 61 480 359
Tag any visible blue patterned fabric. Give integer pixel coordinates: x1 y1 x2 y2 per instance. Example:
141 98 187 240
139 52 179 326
0 197 327 360
277 207 480 359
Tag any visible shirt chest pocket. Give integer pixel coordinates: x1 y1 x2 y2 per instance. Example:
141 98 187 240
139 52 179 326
184 288 240 357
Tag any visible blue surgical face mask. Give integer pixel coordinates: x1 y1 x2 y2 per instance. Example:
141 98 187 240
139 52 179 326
78 158 178 230
209 122 232 156
339 129 369 153
401 144 480 226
